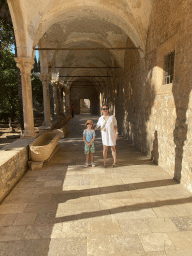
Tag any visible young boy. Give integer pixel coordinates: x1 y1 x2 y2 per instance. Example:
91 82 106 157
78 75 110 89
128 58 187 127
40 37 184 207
83 119 96 167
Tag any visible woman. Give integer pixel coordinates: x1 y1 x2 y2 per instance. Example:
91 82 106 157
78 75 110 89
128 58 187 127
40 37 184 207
95 104 118 167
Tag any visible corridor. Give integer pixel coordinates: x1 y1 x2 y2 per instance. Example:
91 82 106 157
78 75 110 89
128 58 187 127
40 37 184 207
0 115 192 255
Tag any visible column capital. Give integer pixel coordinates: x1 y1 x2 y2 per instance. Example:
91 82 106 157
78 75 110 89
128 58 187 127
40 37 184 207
15 57 34 74
52 80 59 88
40 73 51 83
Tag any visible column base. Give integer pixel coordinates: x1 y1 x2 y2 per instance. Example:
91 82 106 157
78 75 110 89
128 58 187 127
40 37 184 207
21 130 38 138
39 125 52 134
42 121 52 127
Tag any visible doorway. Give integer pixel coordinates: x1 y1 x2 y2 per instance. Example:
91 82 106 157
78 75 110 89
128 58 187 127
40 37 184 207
80 99 90 114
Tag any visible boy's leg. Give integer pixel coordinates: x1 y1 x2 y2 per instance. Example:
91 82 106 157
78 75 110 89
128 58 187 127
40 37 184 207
90 153 93 163
84 144 89 165
86 153 89 163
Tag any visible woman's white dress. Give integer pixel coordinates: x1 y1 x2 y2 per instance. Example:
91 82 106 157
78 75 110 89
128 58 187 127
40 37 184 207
96 115 117 146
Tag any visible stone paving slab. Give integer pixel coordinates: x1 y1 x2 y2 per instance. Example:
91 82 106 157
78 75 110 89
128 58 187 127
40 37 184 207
0 114 192 255
0 239 51 256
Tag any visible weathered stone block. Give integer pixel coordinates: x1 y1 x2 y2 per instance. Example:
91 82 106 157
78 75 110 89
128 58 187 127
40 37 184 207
0 138 33 204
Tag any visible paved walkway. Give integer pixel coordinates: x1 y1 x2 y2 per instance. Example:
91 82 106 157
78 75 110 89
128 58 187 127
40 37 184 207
1 114 192 255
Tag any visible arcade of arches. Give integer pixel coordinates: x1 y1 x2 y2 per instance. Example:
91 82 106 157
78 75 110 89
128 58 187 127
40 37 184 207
5 0 192 193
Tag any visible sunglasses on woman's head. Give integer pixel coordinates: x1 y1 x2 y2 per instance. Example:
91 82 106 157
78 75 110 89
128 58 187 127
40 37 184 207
102 108 108 110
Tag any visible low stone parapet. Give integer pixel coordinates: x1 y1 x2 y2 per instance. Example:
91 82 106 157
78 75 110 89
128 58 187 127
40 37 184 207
0 138 33 204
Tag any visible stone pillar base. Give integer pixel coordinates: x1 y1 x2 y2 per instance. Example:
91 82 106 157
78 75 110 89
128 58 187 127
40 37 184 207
39 125 52 134
21 130 38 138
42 121 52 127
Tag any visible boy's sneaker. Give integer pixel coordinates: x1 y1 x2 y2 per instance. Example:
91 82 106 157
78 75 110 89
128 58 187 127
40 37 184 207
91 162 95 167
84 163 89 168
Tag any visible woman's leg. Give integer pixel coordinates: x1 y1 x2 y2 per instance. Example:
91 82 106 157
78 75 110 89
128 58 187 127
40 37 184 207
111 146 117 164
103 145 108 164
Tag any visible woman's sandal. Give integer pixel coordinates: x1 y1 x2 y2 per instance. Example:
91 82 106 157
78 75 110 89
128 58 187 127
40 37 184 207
104 163 107 168
112 163 118 168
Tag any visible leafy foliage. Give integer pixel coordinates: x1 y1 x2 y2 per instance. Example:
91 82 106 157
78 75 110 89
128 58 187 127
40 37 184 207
0 1 18 122
0 49 18 121
0 1 14 60
0 2 43 123
31 74 43 106
0 20 14 50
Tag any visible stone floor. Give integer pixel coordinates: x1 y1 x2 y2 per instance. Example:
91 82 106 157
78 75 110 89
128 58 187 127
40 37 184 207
1 114 192 255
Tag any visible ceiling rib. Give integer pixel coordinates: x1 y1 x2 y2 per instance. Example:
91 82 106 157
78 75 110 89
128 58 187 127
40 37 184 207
34 47 140 51
50 66 119 69
59 76 111 77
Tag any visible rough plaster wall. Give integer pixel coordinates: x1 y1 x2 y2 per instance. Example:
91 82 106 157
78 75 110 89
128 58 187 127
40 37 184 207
106 38 145 151
145 0 192 189
105 0 192 191
174 0 192 190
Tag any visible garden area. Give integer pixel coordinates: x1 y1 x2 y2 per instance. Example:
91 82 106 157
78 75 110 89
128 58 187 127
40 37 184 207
0 1 43 149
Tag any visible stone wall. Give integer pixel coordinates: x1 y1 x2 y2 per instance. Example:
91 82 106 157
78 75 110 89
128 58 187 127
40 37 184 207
145 0 192 189
0 138 33 203
105 0 192 190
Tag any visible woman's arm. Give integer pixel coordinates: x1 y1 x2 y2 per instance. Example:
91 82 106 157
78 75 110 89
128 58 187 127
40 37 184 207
95 119 101 130
114 125 118 139
113 116 118 137
114 125 118 134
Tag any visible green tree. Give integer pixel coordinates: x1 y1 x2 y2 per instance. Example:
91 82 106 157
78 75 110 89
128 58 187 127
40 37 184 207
0 1 43 127
0 1 21 127
0 49 18 122
31 74 43 106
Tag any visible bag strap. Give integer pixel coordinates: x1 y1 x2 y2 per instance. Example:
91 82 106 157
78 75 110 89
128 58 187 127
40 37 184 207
101 116 109 131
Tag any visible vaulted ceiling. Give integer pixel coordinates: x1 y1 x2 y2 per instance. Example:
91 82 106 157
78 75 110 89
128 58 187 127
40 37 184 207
8 0 153 84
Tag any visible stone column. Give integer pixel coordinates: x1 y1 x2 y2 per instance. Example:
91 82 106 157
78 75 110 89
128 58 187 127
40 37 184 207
40 73 52 128
66 92 70 114
59 87 64 116
58 85 62 115
63 90 66 114
52 81 59 117
68 91 71 113
62 89 66 114
15 57 36 138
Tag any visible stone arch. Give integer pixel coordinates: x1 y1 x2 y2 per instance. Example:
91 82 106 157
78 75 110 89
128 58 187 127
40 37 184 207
7 0 28 56
8 1 152 58
34 4 145 53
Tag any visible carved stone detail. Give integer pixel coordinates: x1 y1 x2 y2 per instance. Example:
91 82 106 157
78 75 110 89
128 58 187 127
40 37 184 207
15 57 34 75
